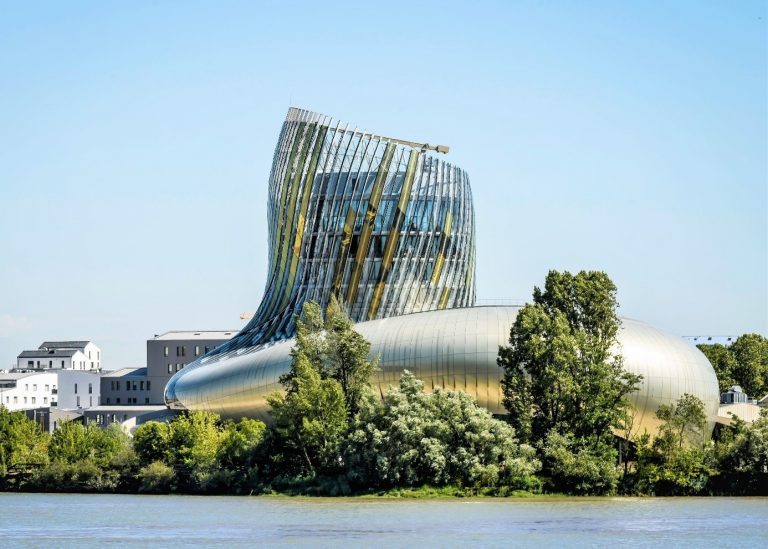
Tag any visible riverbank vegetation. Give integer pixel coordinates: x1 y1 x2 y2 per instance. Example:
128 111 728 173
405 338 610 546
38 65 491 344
1 272 766 496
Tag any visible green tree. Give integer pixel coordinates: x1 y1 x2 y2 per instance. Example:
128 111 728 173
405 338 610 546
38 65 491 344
132 420 172 465
0 408 49 479
697 343 737 393
269 353 347 476
711 410 768 494
49 421 126 467
217 417 267 471
498 270 641 494
345 371 540 491
698 334 767 397
323 295 378 418
633 394 710 495
166 411 224 489
283 297 378 418
730 334 768 398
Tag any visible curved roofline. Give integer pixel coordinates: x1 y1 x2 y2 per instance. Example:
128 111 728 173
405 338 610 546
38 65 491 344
285 106 450 155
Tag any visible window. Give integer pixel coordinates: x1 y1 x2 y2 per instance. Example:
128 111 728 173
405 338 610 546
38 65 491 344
98 352 100 360
147 381 151 391
176 364 181 372
132 382 137 391
25 384 28 391
145 398 149 404
106 397 111 404
74 383 78 394
116 398 120 404
140 381 145 390
44 397 48 404
61 360 64 367
176 346 181 357
91 362 94 369
33 384 37 391
31 397 36 405
88 383 92 394
195 346 201 356
164 346 169 357
76 396 80 407
48 360 52 368
167 363 172 373
23 397 27 404
45 384 49 391
89 396 92 407
13 396 17 404
126 381 131 391
27 360 33 367
205 346 210 353
89 351 91 359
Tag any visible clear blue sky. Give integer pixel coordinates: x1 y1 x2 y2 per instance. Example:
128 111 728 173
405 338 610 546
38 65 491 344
1 1 765 368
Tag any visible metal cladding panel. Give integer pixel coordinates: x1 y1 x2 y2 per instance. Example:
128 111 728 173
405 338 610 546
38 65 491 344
165 307 721 435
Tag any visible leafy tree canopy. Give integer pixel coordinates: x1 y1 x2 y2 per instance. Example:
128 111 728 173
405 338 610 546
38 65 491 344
698 333 768 397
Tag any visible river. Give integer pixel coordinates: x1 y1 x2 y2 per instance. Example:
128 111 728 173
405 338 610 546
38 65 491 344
0 493 765 547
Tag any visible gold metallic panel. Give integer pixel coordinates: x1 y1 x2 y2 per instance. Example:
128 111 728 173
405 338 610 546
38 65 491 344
263 123 316 318
345 142 396 307
280 125 328 310
367 150 420 320
430 210 453 285
438 287 452 309
332 206 358 295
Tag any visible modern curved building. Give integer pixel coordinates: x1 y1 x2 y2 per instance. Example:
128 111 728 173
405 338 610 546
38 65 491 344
166 107 720 434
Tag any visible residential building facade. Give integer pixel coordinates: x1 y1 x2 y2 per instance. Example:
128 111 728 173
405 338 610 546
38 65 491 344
16 341 101 371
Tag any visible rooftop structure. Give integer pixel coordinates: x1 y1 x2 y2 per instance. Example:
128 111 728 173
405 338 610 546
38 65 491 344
16 340 101 372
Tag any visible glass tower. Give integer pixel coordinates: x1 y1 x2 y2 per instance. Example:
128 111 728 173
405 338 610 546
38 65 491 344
210 107 475 358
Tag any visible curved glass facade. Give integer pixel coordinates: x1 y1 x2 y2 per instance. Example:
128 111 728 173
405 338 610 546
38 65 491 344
212 107 475 357
165 107 720 434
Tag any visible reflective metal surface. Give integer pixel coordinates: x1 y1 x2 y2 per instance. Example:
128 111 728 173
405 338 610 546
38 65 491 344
166 306 719 434
165 107 720 434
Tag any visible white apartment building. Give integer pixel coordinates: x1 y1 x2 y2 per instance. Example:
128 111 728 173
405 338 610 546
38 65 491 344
56 370 101 410
0 372 58 411
16 341 101 371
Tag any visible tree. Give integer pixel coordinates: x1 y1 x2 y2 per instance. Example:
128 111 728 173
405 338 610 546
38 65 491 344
730 334 768 398
633 394 710 495
132 421 172 465
323 295 378 418
49 421 127 467
283 297 377 418
268 353 347 476
0 408 49 479
697 343 737 393
698 334 768 397
345 371 540 491
166 411 224 489
655 393 708 450
497 270 641 494
217 417 266 472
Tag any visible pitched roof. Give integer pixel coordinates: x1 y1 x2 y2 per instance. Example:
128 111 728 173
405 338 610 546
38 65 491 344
18 349 79 359
39 341 91 350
